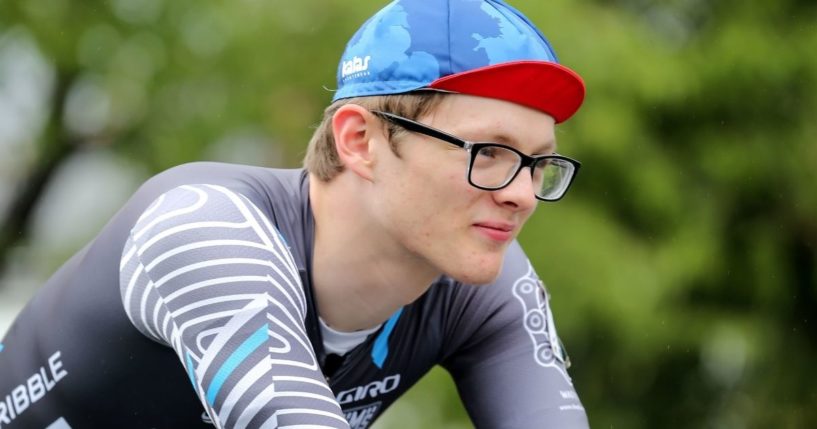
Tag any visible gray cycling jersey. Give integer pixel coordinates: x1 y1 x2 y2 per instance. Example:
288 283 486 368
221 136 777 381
0 162 589 429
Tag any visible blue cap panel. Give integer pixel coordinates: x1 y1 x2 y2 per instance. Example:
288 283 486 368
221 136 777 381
468 1 557 64
334 1 443 100
333 0 562 101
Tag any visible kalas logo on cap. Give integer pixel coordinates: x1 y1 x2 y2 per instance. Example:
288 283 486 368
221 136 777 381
341 55 372 81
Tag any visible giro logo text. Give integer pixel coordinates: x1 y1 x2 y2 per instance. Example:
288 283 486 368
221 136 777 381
336 374 400 405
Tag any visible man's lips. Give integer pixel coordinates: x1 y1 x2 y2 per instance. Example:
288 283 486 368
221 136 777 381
473 221 516 242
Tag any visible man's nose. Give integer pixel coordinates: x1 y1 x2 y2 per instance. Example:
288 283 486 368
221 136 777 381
492 167 538 212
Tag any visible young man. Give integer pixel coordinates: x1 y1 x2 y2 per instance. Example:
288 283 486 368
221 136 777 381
0 0 589 427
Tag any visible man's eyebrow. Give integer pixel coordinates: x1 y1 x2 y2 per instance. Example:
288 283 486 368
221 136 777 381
512 138 557 156
532 140 557 155
475 131 557 154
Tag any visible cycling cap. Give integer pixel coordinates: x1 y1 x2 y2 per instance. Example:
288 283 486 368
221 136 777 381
333 0 586 123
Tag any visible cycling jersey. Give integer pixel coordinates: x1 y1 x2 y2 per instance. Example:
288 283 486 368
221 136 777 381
0 162 589 429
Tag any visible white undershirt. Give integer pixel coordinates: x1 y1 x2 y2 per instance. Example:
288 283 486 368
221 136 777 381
319 318 382 355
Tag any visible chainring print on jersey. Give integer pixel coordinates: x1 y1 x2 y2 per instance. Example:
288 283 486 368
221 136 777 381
512 263 570 378
120 184 350 428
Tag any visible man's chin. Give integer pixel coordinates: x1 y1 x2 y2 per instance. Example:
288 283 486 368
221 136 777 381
445 259 504 286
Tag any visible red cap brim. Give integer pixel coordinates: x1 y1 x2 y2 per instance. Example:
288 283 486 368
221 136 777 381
428 61 586 123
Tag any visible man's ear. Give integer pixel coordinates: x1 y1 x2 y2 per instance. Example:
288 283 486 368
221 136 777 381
331 104 381 181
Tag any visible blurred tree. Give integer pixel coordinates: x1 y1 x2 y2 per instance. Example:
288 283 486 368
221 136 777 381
520 0 817 427
0 0 815 428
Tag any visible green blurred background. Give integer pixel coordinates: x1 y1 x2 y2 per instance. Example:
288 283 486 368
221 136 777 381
1 0 815 427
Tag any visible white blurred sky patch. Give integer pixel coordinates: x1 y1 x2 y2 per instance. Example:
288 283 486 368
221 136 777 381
30 148 146 250
1 148 147 336
0 28 54 217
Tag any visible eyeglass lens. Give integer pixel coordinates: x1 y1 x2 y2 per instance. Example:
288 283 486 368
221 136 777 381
470 146 574 200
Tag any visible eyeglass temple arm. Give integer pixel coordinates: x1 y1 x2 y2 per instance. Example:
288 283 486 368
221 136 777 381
371 111 470 150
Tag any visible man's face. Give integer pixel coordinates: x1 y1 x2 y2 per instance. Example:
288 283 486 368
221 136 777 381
369 94 557 285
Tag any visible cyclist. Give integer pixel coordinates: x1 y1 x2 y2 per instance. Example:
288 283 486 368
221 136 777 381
0 0 589 427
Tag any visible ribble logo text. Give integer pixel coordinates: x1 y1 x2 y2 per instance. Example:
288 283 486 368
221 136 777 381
0 350 68 428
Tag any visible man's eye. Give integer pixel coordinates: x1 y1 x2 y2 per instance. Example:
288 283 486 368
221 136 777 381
477 146 499 158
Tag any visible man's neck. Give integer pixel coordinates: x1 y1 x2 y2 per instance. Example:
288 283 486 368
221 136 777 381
308 174 440 332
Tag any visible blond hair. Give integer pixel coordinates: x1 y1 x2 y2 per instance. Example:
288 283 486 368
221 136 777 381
304 92 446 182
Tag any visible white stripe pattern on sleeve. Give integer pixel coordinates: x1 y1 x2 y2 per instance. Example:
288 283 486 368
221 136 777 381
119 184 349 429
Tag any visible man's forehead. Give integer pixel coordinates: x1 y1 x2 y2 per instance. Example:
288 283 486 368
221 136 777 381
423 95 558 152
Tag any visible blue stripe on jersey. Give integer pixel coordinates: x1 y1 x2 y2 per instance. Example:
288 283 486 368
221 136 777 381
185 351 197 389
0 343 4 352
206 324 268 405
371 307 403 369
276 229 290 247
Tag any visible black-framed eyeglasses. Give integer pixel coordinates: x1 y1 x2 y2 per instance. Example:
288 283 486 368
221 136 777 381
372 111 581 202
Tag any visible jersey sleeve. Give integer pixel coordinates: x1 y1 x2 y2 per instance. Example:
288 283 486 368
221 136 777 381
440 241 590 429
119 184 349 429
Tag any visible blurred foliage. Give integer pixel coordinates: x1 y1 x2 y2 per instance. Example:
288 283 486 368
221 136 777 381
1 0 816 428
